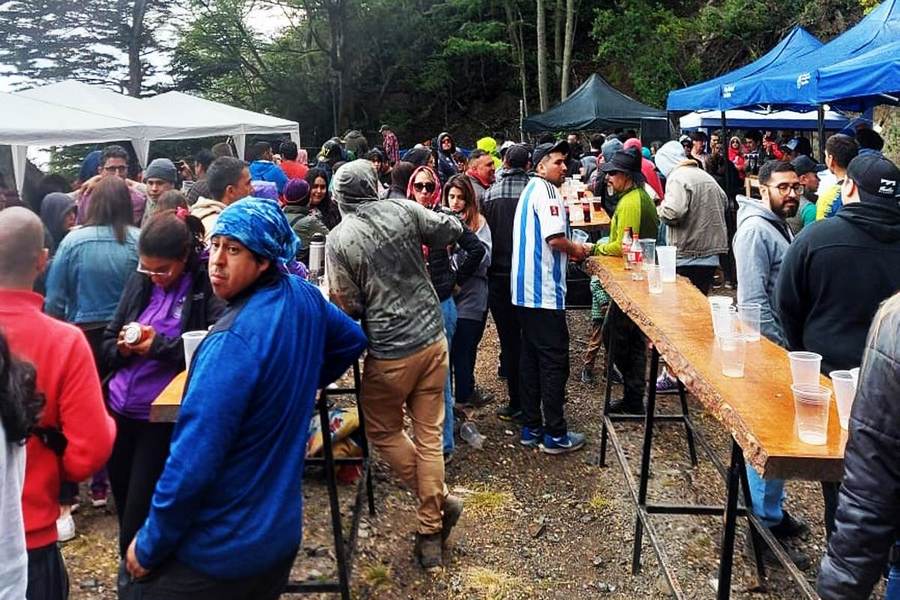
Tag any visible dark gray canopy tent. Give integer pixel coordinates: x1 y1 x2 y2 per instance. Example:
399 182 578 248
522 74 669 140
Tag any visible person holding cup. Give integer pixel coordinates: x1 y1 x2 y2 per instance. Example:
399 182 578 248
100 209 225 569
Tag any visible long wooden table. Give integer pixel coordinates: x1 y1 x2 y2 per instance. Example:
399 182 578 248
584 254 845 599
568 201 611 231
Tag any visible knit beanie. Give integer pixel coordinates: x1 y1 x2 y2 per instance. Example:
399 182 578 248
145 158 178 183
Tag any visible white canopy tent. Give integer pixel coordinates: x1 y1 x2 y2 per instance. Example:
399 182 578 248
5 80 301 194
679 108 850 131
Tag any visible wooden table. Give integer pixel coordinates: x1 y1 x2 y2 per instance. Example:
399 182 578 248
567 201 611 231
150 370 186 423
585 254 844 600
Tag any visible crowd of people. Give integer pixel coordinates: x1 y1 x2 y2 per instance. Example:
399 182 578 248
0 120 897 600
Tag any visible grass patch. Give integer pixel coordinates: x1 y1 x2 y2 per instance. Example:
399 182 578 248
362 563 392 591
461 566 526 599
588 492 610 513
462 488 514 517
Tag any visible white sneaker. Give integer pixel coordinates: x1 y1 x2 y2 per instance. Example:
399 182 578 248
57 513 76 543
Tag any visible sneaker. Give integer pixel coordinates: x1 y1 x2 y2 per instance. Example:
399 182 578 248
744 533 811 571
520 426 543 448
91 487 108 508
57 512 76 543
655 373 680 395
580 366 596 385
415 532 443 569
769 511 810 540
441 495 464 542
540 431 586 455
607 397 645 414
496 405 523 422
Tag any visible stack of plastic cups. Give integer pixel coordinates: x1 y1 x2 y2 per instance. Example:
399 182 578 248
788 351 829 445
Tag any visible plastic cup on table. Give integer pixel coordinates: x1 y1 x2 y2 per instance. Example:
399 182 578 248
718 333 747 378
646 265 663 294
711 304 736 339
829 370 857 430
849 367 860 387
788 351 822 386
737 303 761 342
656 246 677 283
639 239 656 270
571 229 590 244
182 330 208 367
791 384 831 445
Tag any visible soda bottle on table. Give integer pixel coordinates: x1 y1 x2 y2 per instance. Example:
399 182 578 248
630 235 644 280
622 227 634 270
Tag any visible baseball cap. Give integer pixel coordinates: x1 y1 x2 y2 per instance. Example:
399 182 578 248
790 155 821 176
499 140 516 157
845 154 900 205
505 144 531 169
532 140 569 166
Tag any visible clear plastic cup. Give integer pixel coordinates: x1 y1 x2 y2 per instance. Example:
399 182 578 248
639 239 656 270
182 330 208 367
656 246 677 283
571 229 589 244
646 265 663 294
788 351 822 386
849 367 860 387
829 370 857 430
737 303 761 342
791 383 831 445
719 334 746 378
712 304 736 338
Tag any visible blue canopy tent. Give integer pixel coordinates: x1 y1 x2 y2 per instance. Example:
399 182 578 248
719 0 900 111
815 40 900 109
666 27 822 111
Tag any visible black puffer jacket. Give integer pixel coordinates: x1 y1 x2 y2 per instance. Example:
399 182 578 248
425 210 485 302
816 292 900 599
101 260 226 373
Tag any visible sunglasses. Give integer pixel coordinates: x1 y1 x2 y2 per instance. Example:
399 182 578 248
413 182 436 193
136 264 173 277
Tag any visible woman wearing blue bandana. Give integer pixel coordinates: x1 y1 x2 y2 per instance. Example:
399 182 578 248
124 198 367 599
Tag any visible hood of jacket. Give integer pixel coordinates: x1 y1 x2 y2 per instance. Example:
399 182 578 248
836 199 900 244
654 140 689 178
249 160 281 181
40 192 76 244
736 194 787 230
437 132 456 155
333 159 380 215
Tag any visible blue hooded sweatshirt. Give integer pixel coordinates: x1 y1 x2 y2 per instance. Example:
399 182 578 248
249 160 289 195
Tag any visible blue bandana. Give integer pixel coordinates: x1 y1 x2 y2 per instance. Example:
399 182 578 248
212 197 299 265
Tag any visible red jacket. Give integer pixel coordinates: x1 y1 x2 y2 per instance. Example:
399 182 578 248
0 289 115 549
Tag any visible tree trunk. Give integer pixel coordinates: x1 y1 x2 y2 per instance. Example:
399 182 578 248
536 0 548 112
504 0 528 115
560 0 575 100
553 0 562 82
127 0 148 97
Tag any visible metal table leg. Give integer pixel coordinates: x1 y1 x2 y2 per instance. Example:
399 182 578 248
632 346 660 574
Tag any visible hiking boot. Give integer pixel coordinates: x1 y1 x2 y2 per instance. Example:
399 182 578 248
441 495 464 542
540 431 586 455
520 426 543 448
580 366 596 385
458 387 494 408
769 511 810 540
496 405 523 422
607 397 645 415
415 532 443 569
656 373 680 395
744 532 811 571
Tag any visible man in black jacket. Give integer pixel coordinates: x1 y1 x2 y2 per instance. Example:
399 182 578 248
777 153 900 539
481 145 531 422
816 292 900 599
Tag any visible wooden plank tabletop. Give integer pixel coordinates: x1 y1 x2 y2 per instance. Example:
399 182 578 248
150 370 187 423
585 254 845 482
568 203 611 230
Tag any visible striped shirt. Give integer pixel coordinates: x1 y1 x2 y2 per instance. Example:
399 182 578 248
510 177 569 310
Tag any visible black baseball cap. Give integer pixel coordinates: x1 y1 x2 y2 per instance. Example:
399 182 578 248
532 140 569 166
505 144 531 169
846 153 900 205
790 155 822 176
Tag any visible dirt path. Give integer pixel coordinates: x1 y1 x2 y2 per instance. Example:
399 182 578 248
64 312 839 599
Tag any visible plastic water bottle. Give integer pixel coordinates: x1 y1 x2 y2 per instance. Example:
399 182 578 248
460 422 485 449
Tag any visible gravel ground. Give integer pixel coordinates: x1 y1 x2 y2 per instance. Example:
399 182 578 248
63 310 863 599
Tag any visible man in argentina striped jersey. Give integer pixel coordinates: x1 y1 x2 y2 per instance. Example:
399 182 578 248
511 140 594 455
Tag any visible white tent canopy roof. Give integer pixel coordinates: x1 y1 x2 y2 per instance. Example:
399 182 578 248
679 108 850 131
4 80 301 194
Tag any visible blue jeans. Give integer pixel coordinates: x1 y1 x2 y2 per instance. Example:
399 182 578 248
441 298 457 454
887 542 900 600
745 465 785 527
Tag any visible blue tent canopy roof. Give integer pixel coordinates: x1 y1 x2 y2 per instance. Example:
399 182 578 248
666 27 822 111
720 0 900 110
815 40 900 109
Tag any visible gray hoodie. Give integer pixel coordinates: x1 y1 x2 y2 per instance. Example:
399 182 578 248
733 195 794 346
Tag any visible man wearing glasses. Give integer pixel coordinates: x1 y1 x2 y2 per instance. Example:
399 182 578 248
733 159 811 569
75 145 148 226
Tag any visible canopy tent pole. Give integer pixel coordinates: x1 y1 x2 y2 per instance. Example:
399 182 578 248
817 106 826 163
11 145 27 196
234 133 247 162
721 111 732 192
132 139 150 168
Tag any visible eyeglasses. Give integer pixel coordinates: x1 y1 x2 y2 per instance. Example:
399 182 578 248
413 182 436 193
765 183 805 195
103 165 128 174
136 264 173 277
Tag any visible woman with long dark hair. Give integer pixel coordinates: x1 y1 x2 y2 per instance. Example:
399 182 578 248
0 331 44 599
101 209 225 566
304 167 342 229
444 175 492 408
